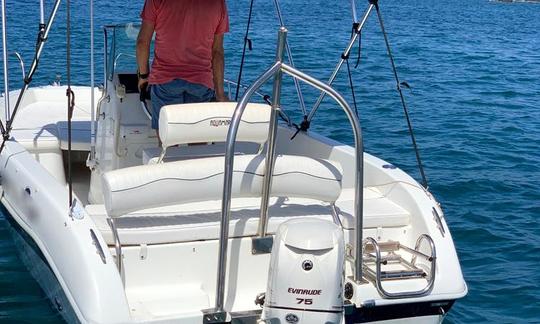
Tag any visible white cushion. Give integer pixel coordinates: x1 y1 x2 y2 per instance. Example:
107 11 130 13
335 198 410 229
158 102 270 148
334 188 410 229
11 127 60 151
56 121 92 151
102 154 343 218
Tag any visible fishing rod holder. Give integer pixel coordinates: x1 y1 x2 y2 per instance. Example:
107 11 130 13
210 27 365 317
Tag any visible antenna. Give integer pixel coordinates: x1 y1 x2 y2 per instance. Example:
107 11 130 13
1 0 10 126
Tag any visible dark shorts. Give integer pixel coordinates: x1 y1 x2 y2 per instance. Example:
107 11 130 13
150 78 215 129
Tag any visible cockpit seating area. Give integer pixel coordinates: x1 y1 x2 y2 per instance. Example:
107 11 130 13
91 98 352 247
85 98 411 247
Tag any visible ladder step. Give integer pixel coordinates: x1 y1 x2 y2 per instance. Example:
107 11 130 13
364 241 400 253
365 252 402 265
380 269 426 280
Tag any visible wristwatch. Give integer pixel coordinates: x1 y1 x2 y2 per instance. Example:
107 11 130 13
137 70 149 80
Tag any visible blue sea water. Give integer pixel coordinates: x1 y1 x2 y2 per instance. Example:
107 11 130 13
0 0 539 323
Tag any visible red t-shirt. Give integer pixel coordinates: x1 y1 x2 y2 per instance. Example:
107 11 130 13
141 0 229 89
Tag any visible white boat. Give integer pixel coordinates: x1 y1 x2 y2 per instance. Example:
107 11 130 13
0 1 467 323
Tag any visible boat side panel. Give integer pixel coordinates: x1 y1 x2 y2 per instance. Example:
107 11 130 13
0 141 131 324
275 126 407 190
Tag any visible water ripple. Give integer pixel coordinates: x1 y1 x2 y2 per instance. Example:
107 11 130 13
0 0 539 323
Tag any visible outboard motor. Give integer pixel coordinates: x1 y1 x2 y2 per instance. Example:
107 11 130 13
262 218 345 324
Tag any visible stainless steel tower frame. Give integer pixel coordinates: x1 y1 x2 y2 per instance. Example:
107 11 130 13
211 27 365 318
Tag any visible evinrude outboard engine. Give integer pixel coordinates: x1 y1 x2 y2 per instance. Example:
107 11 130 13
262 218 345 324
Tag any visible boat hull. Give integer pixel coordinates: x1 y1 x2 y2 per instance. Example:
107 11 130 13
3 213 452 324
4 202 454 324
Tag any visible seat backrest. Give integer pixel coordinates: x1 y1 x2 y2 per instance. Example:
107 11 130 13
158 102 270 149
102 154 343 218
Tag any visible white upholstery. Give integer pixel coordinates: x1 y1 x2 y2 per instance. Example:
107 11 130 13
158 102 270 148
335 198 410 229
335 188 410 229
102 154 343 218
11 127 60 152
56 121 92 151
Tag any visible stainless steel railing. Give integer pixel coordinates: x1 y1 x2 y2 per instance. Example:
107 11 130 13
257 28 286 237
10 52 25 81
211 27 365 316
214 61 281 315
363 235 436 299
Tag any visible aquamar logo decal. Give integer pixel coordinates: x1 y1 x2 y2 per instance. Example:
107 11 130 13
209 119 231 127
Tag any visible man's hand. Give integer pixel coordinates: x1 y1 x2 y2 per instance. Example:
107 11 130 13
138 78 149 93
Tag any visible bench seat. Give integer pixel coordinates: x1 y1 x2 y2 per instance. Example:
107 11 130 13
88 197 336 245
335 188 411 229
88 190 410 246
10 98 93 152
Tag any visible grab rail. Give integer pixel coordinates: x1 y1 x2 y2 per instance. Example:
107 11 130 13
10 52 25 80
113 53 135 76
211 27 365 316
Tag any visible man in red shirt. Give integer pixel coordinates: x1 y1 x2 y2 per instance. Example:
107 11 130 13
136 0 230 131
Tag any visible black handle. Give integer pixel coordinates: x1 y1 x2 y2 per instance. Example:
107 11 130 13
139 82 150 102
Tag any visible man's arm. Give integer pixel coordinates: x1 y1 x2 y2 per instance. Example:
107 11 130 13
136 21 154 91
212 34 228 102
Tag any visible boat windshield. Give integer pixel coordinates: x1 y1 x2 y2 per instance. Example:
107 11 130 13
105 23 153 80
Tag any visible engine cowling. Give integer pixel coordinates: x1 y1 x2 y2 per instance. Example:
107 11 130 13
262 218 345 324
